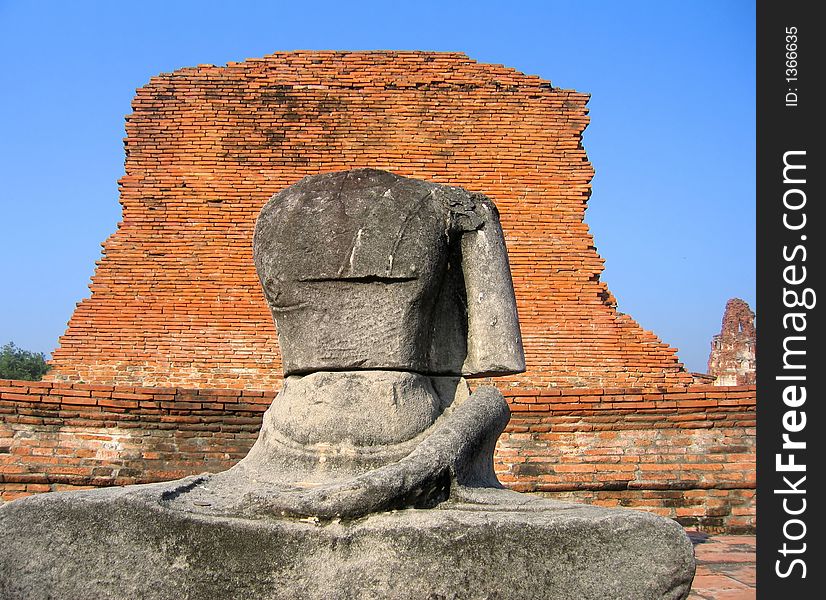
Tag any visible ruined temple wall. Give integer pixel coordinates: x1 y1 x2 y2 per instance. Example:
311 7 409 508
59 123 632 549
47 51 692 390
707 298 756 386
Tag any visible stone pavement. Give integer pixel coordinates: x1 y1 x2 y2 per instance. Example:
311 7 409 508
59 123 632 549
687 532 756 599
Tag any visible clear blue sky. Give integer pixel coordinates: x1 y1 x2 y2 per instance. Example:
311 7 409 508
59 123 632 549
0 1 755 374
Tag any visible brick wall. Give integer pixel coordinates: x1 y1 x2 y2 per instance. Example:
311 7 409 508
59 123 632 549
497 385 756 533
1 379 755 532
0 379 269 498
47 51 692 390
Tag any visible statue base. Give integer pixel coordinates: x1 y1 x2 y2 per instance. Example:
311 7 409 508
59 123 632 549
0 480 695 600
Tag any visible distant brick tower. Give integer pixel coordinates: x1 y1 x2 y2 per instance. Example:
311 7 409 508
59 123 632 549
707 298 756 386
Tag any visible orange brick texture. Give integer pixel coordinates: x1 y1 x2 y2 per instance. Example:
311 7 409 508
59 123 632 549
497 385 756 533
46 51 693 390
1 379 755 533
0 379 269 499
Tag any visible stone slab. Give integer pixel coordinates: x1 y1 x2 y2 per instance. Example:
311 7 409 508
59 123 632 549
0 483 695 600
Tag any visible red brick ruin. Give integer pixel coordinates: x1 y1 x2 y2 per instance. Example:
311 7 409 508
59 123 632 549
1 53 754 532
45 51 691 391
707 298 756 386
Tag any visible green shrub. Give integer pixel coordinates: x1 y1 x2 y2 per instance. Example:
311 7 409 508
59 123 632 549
0 342 51 381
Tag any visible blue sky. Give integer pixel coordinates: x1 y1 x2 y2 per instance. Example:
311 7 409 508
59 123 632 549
0 1 755 374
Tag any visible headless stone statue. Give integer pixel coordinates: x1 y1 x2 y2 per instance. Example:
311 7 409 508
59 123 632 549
0 170 695 600
167 169 527 519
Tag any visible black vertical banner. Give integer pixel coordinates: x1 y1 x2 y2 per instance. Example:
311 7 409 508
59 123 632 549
756 1 823 597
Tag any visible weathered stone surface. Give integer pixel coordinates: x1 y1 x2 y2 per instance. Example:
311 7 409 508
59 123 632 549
269 371 443 447
159 384 507 520
0 483 695 600
255 168 525 378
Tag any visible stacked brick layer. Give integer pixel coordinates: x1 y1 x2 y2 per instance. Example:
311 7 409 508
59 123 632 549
1 379 755 533
0 380 268 497
47 51 691 390
497 385 755 532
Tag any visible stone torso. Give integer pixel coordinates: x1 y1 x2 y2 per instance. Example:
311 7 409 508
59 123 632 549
254 168 524 378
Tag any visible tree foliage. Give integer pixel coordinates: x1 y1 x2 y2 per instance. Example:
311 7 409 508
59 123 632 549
0 342 51 381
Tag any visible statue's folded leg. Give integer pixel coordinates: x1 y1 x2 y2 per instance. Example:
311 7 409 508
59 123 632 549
237 386 510 519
